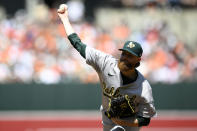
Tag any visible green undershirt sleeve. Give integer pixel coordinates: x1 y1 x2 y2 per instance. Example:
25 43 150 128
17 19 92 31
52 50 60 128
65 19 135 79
136 116 150 127
68 33 86 59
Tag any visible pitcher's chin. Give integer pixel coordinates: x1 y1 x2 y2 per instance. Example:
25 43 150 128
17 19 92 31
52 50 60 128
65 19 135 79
118 62 130 72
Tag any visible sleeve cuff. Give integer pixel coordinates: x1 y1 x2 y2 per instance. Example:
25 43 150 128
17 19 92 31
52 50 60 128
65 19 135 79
136 116 150 127
68 33 78 40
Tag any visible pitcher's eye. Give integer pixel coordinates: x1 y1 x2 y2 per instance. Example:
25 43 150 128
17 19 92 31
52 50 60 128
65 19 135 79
122 52 127 56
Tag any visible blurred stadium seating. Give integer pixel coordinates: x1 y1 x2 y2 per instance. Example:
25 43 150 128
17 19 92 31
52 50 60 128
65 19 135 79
0 1 197 131
0 0 197 84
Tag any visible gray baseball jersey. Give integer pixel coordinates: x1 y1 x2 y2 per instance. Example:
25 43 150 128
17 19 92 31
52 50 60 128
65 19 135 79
85 46 156 131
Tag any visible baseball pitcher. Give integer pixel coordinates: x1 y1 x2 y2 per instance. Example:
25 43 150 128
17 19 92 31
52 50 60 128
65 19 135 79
57 4 156 131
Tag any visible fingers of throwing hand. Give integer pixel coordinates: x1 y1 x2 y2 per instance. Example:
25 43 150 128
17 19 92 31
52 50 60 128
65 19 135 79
57 4 67 13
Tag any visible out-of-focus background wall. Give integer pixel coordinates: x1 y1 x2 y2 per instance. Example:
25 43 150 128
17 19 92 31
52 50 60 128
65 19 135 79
0 0 197 131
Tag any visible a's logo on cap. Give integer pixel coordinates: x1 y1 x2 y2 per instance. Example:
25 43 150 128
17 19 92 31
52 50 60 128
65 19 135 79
127 42 135 48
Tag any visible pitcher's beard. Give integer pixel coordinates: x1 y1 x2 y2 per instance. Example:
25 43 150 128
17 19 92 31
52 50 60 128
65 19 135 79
118 61 134 72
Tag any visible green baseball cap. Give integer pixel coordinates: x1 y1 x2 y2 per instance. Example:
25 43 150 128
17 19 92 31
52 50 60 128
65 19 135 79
119 41 143 57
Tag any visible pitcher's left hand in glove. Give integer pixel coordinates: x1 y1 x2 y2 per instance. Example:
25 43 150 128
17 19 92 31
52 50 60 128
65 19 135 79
105 95 136 119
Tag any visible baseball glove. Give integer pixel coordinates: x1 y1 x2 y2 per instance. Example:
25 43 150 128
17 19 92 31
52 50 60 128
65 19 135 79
105 95 136 119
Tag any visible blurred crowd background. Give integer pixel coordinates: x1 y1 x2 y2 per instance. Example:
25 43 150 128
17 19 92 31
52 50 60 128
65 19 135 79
0 0 197 84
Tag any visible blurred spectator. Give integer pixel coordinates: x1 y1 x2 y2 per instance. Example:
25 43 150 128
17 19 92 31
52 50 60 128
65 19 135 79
67 0 85 22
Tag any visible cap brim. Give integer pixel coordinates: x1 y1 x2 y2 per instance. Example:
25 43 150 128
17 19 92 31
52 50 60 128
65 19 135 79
119 48 139 57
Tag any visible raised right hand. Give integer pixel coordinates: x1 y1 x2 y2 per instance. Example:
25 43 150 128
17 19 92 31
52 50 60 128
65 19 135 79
57 4 69 21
